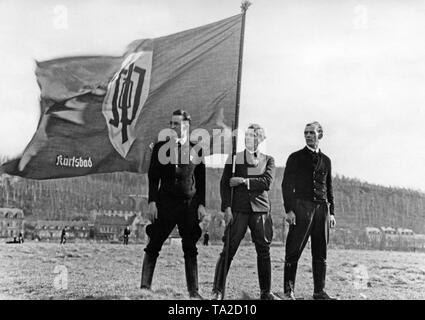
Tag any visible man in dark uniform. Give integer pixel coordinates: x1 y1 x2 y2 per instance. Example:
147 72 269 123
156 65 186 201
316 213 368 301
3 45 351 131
203 232 209 246
123 226 130 245
60 227 67 245
211 124 279 300
281 121 336 300
18 232 24 244
140 109 206 299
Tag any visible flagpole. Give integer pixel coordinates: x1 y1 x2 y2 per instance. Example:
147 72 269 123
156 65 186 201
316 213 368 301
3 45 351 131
221 0 251 300
234 0 251 133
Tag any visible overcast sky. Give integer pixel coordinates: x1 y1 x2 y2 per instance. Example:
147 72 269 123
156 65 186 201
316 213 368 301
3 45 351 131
1 0 425 192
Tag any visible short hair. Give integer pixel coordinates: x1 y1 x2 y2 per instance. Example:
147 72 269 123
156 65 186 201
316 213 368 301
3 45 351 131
172 109 191 123
246 123 266 143
305 121 323 139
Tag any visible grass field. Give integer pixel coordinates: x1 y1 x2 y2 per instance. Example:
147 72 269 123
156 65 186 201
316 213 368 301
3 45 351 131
1 241 425 300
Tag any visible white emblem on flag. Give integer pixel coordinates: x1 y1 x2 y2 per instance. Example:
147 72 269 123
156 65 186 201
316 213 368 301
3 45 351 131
102 51 152 158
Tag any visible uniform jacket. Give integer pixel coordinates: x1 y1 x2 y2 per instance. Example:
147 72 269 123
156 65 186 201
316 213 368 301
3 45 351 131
281 146 334 215
221 150 275 213
148 140 205 206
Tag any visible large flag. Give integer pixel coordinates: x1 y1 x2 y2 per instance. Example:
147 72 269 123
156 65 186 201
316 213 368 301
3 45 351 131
1 14 243 179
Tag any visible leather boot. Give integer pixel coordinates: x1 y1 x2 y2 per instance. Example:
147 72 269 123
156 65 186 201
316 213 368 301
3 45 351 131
185 256 203 299
283 262 297 300
140 253 157 289
212 253 235 300
312 259 336 300
258 256 280 300
211 255 225 300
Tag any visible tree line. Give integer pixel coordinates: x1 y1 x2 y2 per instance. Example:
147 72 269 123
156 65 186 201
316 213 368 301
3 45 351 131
1 165 425 234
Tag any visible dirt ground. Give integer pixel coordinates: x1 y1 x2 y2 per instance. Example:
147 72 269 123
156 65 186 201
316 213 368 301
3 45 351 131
1 241 424 300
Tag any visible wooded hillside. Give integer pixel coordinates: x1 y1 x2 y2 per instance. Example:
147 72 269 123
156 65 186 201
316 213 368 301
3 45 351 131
1 164 425 233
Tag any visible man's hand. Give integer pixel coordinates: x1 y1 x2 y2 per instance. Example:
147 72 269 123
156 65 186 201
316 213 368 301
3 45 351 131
148 202 158 222
285 211 296 226
224 207 233 225
229 177 246 187
330 215 336 228
198 204 206 222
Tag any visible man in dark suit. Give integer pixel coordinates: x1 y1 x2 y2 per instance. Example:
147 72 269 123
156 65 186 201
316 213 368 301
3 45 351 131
123 226 130 245
281 121 336 300
140 109 206 299
60 227 67 245
211 124 278 300
203 232 209 246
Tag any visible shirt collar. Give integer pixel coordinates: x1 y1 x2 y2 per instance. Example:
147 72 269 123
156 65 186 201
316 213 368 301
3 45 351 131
246 148 258 155
306 145 320 153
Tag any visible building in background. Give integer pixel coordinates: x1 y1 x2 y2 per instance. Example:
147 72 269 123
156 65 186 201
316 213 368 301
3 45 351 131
91 210 149 241
0 207 24 239
94 215 132 241
34 220 89 241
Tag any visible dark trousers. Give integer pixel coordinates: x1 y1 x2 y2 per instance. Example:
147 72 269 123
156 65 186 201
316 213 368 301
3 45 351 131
213 211 273 293
285 199 330 264
144 196 202 259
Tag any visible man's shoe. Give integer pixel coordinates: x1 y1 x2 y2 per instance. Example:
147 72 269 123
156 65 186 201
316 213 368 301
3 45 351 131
313 290 337 300
260 292 281 300
282 291 296 300
189 291 204 300
283 262 298 300
211 290 223 300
